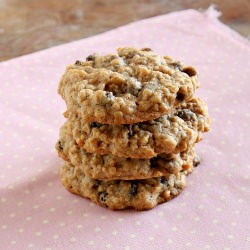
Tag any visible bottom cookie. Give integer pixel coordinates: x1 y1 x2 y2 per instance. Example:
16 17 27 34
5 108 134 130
60 163 186 210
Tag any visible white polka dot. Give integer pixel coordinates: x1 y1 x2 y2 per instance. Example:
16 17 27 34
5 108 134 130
185 242 192 247
135 220 141 225
9 213 16 218
234 210 240 215
49 208 56 213
33 205 40 209
59 222 65 227
1 197 6 202
40 193 46 198
56 195 62 200
35 232 42 236
83 213 89 217
130 234 136 238
94 227 101 232
26 216 32 221
28 243 34 248
190 229 196 234
10 240 16 245
148 236 154 241
158 211 163 216
88 240 94 245
167 239 173 244
194 217 200 222
153 224 159 228
124 246 130 250
18 228 24 233
171 226 177 232
1 225 7 230
118 218 124 222
212 219 218 224
227 234 234 239
53 234 59 240
70 237 76 243
208 232 214 237
112 230 118 236
205 245 211 249
180 202 186 207
216 208 222 212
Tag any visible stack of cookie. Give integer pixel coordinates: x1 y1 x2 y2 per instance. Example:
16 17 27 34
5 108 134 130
56 47 210 210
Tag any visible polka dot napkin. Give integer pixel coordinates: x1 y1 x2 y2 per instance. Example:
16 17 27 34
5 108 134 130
0 7 249 250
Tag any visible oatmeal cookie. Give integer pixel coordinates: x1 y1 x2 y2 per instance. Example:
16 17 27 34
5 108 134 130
68 98 209 158
58 47 199 124
60 162 186 210
56 123 196 180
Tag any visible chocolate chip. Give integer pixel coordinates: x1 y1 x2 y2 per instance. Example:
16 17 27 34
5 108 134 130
182 66 197 77
90 122 102 128
129 182 138 196
141 48 152 51
75 60 82 65
86 55 95 61
193 156 200 167
58 141 63 151
99 192 108 203
105 92 113 99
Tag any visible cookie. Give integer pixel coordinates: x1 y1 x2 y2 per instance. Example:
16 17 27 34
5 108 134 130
56 123 196 180
68 98 209 158
60 162 186 210
58 47 199 124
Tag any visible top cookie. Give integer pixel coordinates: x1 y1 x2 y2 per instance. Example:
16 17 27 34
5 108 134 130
58 47 199 124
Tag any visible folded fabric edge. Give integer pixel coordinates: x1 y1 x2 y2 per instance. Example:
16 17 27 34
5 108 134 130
203 5 250 49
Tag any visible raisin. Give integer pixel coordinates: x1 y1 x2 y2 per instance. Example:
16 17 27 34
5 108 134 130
176 109 196 122
176 91 185 101
93 180 101 189
86 55 95 61
58 141 63 151
129 182 138 196
182 66 197 77
141 48 152 51
99 192 108 203
160 177 167 184
193 156 201 167
150 158 158 168
90 122 102 128
75 60 82 65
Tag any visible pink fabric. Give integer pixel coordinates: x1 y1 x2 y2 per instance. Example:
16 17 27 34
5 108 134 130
1 8 250 250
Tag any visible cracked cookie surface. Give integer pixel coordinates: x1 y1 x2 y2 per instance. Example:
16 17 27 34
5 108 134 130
56 123 196 180
68 98 209 158
58 47 199 124
60 162 186 210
